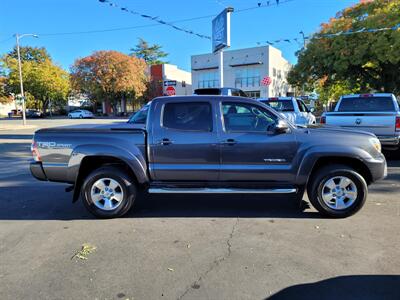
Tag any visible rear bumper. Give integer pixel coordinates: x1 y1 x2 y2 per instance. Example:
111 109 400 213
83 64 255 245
30 161 48 181
377 135 400 146
364 155 387 182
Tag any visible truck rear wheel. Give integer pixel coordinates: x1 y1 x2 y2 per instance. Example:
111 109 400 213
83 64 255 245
307 164 367 218
81 166 136 218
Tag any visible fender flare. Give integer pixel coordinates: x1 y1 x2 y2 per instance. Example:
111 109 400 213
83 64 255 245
296 145 373 186
68 144 149 202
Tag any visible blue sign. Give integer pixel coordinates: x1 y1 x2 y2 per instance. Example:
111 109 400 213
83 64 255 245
212 8 233 53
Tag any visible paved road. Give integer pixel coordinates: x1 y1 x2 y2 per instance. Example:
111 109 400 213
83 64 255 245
0 120 399 300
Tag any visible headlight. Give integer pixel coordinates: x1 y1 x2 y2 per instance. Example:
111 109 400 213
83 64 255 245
369 138 381 153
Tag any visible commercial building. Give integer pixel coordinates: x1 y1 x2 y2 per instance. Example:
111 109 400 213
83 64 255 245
100 63 192 114
149 63 192 97
191 45 292 98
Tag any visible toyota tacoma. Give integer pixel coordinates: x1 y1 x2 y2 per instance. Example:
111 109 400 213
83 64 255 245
30 96 387 218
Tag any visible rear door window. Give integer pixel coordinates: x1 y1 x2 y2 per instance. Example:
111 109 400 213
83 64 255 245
162 102 212 131
338 97 395 112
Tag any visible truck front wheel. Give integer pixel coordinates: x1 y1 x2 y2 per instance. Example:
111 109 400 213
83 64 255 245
307 164 367 218
81 166 136 218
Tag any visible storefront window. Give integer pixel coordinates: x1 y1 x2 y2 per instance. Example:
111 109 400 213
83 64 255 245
198 72 219 88
234 68 260 88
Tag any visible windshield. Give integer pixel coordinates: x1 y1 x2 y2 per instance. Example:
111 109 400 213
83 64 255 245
128 104 149 124
260 100 294 112
338 97 395 112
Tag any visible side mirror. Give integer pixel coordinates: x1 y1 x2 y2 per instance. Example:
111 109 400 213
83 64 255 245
274 119 290 133
310 107 315 113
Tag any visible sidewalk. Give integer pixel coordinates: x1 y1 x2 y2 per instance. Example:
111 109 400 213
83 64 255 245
0 124 37 131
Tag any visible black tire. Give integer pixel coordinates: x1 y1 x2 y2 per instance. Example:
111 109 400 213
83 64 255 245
81 166 136 218
307 164 368 218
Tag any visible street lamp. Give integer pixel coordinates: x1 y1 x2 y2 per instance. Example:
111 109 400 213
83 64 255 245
15 33 39 126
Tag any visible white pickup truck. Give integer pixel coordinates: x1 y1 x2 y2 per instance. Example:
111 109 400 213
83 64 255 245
321 93 400 150
259 97 316 126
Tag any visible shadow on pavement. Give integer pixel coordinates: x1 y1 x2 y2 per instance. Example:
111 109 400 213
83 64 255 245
267 275 400 300
0 178 325 220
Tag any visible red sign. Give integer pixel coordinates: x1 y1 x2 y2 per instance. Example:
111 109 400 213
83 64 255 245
165 86 176 96
261 76 272 86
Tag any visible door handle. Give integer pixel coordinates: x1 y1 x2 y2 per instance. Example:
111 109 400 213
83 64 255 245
221 139 237 146
159 138 173 146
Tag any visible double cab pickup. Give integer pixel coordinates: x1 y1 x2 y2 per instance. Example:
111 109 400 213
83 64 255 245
31 96 387 218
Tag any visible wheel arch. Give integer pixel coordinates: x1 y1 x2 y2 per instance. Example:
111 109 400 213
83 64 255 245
71 152 148 202
306 156 373 187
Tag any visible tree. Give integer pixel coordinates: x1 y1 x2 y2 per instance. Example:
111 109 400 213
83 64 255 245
3 47 70 112
7 46 51 63
71 50 149 113
130 38 168 65
288 0 400 99
0 76 12 104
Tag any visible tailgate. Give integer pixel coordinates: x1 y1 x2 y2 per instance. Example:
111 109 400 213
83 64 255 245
325 112 396 136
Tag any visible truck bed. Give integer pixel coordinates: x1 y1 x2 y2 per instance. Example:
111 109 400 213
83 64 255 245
33 125 147 183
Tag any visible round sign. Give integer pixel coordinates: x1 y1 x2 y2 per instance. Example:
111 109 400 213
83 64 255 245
165 86 176 96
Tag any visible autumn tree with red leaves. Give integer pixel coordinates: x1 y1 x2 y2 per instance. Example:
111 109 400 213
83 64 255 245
71 50 149 113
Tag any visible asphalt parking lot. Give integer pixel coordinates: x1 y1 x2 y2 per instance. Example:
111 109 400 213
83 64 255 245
0 118 399 300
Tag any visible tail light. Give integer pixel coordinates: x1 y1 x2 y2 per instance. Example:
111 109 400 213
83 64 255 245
320 116 326 124
31 141 41 162
396 116 400 132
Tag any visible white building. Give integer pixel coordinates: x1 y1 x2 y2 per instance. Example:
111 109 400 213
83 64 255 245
191 45 292 98
0 100 16 117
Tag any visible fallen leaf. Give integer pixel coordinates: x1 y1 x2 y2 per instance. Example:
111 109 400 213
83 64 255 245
168 268 174 272
72 243 97 260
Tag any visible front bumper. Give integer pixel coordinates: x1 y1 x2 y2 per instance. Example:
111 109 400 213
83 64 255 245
364 155 387 182
30 161 48 181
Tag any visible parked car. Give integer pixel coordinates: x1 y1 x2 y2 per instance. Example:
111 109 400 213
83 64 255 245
321 93 400 151
26 109 43 118
259 97 316 125
68 109 94 119
30 95 386 218
194 87 248 97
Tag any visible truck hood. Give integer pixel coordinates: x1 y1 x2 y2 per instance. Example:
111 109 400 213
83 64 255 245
302 124 376 138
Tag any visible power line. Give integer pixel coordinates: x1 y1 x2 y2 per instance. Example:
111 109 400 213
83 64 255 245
98 0 211 40
0 36 13 44
256 23 400 47
5 0 296 39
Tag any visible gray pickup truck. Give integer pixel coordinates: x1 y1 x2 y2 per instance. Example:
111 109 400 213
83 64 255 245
30 96 387 218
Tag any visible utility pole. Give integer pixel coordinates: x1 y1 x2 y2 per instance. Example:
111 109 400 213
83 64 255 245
15 33 38 125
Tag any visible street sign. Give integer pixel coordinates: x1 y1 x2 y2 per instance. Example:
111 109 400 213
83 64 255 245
165 86 176 96
212 7 233 53
163 80 177 87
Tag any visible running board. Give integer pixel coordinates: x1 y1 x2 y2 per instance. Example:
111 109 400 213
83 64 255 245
148 187 297 194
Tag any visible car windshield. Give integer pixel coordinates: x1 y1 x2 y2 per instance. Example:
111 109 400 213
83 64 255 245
338 96 395 112
261 100 294 112
128 104 149 124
